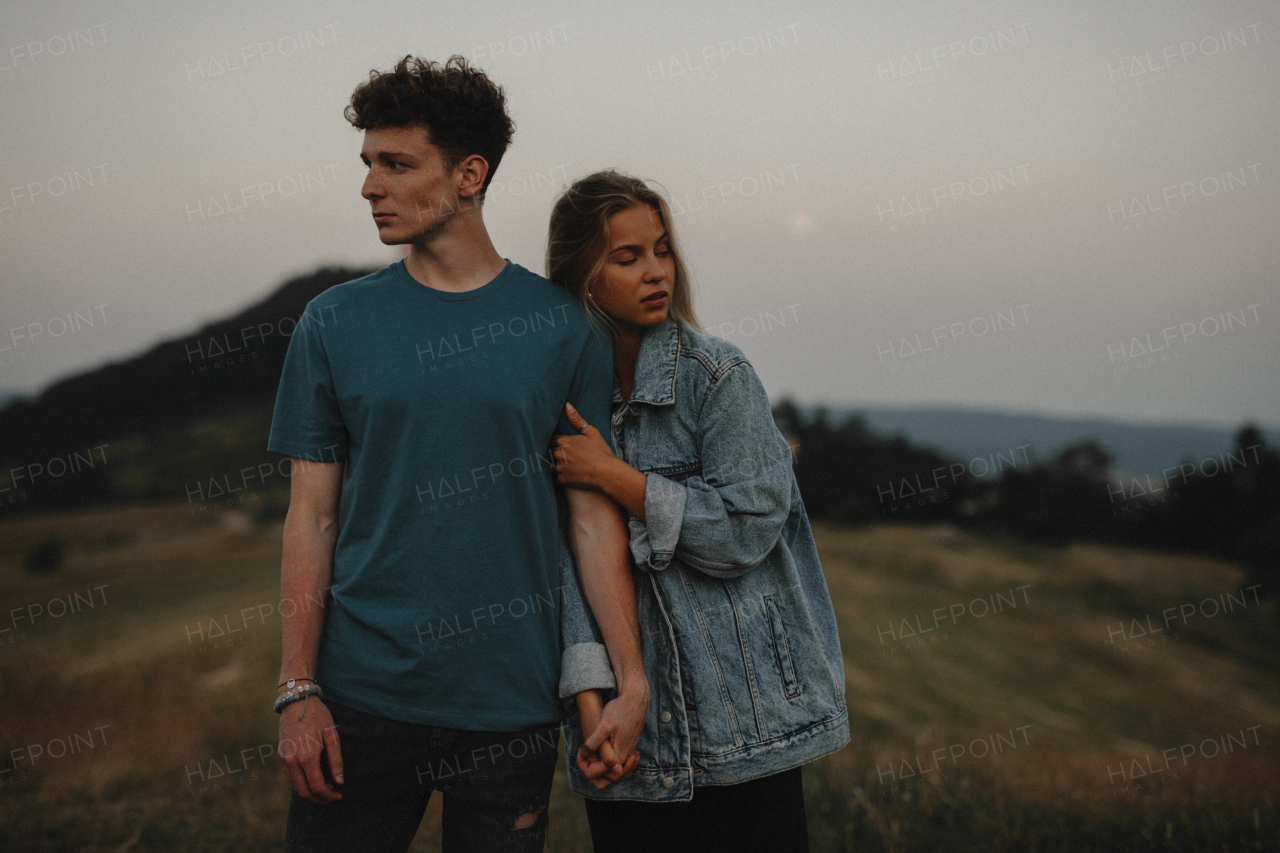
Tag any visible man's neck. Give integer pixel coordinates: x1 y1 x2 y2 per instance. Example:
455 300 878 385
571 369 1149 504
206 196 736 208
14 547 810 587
401 202 506 293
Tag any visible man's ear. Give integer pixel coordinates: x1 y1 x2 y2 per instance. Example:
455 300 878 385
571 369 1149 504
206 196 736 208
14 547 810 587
456 154 491 199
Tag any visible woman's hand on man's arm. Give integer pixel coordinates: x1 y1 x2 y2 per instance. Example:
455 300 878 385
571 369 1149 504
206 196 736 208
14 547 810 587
553 403 649 521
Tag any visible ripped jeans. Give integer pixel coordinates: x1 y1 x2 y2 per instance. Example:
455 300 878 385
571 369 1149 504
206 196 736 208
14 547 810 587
285 700 561 853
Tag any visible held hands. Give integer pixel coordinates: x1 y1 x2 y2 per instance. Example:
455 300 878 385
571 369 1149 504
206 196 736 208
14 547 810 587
553 403 618 491
575 689 640 789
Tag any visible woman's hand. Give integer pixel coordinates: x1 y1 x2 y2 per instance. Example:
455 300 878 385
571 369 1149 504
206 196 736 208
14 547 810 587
553 404 649 520
552 403 618 491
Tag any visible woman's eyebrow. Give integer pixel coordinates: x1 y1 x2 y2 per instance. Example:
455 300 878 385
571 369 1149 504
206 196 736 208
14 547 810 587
608 233 670 255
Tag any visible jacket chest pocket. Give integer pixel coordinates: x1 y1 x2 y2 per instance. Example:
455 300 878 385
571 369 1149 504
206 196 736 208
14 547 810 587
764 595 801 699
646 461 702 482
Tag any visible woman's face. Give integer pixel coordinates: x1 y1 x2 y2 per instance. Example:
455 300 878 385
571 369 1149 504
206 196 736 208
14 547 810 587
591 203 676 329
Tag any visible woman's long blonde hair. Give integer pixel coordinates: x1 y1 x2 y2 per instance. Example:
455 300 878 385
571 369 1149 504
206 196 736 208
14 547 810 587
546 170 701 334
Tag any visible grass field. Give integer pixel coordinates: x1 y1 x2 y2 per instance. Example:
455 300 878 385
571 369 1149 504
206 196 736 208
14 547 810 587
1 500 1277 851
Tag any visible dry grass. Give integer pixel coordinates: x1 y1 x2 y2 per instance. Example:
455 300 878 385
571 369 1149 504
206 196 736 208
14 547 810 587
1 506 1276 850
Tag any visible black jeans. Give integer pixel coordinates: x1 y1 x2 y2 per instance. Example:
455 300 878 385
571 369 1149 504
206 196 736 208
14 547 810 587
285 700 561 853
583 766 809 853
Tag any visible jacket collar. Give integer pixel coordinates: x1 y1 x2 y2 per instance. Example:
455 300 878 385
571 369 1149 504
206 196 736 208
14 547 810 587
615 318 680 407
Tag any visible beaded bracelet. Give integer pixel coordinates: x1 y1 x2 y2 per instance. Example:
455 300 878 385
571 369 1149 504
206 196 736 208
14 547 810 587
274 681 324 715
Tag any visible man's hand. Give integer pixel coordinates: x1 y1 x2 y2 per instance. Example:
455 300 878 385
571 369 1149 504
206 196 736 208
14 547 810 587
278 696 344 804
277 459 343 803
576 689 640 789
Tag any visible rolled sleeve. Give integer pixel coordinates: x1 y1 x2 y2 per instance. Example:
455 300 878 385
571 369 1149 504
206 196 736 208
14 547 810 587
627 472 688 572
630 362 794 580
560 643 616 698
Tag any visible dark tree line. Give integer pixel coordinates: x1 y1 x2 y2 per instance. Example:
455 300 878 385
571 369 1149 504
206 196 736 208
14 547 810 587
774 402 1280 588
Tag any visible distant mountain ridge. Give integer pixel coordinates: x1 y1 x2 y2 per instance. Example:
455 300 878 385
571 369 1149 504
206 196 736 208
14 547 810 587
821 406 1278 477
2 264 1271 505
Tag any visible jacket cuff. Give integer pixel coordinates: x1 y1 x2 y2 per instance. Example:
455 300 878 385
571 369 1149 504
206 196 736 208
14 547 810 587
628 472 687 572
559 642 617 698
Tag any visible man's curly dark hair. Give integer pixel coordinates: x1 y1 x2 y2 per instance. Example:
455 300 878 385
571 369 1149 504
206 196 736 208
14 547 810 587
345 55 515 194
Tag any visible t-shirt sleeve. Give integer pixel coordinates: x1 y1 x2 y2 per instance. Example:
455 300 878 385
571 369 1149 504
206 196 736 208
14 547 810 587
555 322 616 453
267 302 349 462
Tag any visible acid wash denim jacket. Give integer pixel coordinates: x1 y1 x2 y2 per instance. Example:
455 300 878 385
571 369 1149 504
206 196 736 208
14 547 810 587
557 317 849 802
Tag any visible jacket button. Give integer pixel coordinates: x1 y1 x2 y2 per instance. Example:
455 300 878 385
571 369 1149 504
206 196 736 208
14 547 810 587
660 711 672 723
658 637 667 650
662 777 675 789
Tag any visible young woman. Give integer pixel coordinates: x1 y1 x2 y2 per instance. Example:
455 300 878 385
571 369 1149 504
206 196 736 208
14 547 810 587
547 171 849 853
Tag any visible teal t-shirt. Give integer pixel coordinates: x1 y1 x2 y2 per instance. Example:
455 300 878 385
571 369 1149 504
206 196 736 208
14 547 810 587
268 259 613 730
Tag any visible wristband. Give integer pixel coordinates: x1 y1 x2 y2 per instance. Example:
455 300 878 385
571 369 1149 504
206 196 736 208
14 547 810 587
274 682 324 714
278 677 316 689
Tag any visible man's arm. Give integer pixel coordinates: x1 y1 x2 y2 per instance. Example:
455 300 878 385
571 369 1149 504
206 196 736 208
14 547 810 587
563 487 649 774
277 457 345 804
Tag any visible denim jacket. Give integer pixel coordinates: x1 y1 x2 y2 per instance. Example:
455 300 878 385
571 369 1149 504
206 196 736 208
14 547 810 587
557 318 848 801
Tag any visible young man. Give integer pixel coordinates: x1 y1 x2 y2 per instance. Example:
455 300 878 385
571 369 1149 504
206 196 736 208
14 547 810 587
268 56 647 852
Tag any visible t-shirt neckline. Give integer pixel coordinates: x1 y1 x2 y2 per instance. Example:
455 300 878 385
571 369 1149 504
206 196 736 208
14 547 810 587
393 258 515 301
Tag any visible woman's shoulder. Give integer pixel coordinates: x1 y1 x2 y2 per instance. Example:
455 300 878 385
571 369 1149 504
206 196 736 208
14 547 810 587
676 322 752 379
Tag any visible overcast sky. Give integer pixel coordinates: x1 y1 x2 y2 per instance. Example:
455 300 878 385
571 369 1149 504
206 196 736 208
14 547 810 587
1 0 1277 429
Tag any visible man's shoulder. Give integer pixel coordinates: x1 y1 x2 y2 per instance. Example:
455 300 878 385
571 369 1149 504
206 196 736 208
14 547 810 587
504 263 595 330
507 262 580 303
288 266 394 329
292 265 400 335
306 264 398 308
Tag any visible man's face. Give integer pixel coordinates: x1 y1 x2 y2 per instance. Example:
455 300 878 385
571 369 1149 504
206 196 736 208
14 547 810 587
359 125 469 244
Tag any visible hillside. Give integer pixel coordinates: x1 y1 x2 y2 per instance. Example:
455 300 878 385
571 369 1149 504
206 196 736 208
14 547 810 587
0 267 375 511
0 266 375 471
0 502 1275 850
